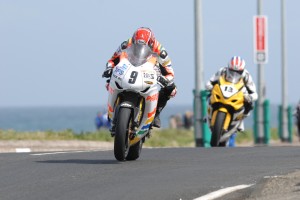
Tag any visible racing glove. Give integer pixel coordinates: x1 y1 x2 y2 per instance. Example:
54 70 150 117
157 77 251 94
244 94 253 104
205 83 213 91
157 75 170 88
102 62 113 78
170 87 177 98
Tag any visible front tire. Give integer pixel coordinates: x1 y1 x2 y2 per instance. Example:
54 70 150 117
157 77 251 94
114 108 131 161
210 112 226 147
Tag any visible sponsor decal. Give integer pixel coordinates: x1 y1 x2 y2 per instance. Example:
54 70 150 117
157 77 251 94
120 64 128 70
146 93 159 101
114 67 124 75
113 64 128 77
143 72 155 79
144 81 153 85
120 103 132 107
113 74 122 80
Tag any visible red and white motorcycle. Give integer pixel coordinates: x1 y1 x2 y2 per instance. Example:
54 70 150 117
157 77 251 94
105 44 163 161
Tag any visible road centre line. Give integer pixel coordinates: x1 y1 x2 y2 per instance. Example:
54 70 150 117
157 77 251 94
193 184 253 200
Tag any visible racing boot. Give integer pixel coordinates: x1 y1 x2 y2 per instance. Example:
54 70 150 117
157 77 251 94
152 83 175 128
152 96 168 128
237 120 245 132
153 113 162 128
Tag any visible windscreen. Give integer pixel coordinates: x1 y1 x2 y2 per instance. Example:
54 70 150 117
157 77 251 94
225 68 243 84
126 44 155 66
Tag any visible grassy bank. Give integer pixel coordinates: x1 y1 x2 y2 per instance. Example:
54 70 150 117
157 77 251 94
0 128 284 147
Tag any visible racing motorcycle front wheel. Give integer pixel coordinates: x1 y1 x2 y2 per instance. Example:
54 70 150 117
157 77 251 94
114 107 131 161
210 111 226 147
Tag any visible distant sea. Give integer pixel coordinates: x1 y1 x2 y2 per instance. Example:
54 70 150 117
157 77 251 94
0 104 288 133
0 105 193 133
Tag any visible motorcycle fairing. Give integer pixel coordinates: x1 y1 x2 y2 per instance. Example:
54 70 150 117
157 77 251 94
129 107 156 145
210 75 245 130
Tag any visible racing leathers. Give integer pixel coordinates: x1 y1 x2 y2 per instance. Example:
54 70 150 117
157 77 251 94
206 67 258 131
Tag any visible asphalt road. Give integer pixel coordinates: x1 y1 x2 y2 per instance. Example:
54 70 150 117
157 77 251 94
0 147 300 200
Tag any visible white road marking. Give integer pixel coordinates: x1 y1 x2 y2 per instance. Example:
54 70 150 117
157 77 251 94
15 148 31 153
264 175 283 178
30 149 109 156
193 184 253 200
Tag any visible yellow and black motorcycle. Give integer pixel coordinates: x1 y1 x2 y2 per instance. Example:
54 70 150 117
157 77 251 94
207 71 248 147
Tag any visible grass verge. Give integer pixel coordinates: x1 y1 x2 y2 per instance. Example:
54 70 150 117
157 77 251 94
0 128 284 147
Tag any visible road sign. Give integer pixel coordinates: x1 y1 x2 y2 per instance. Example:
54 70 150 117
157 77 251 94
254 15 268 64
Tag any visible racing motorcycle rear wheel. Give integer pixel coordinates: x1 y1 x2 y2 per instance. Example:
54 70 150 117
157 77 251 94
126 140 142 161
211 111 226 147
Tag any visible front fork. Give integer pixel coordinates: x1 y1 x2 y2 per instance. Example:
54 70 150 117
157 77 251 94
210 108 232 131
110 93 143 137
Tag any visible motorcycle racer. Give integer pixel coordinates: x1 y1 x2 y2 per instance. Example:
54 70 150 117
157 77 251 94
206 56 258 132
294 101 300 142
102 27 177 129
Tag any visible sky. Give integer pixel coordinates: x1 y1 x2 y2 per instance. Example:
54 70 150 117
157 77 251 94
1 0 300 107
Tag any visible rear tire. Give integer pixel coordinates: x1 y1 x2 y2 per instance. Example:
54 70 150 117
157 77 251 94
114 108 131 161
210 112 226 147
126 141 143 161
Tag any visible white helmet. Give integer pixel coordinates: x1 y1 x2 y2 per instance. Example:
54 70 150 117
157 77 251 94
225 56 245 83
228 56 246 72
